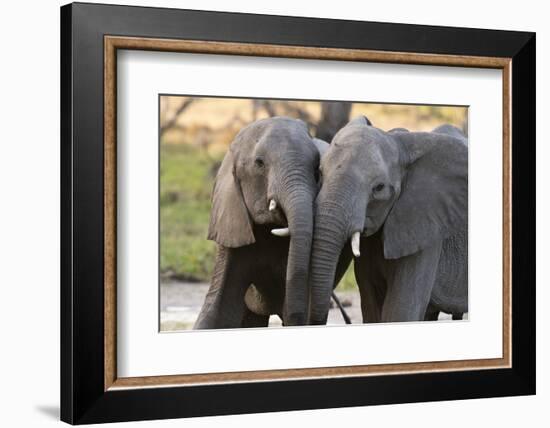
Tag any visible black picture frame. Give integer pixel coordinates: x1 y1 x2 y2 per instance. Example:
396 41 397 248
61 2 535 424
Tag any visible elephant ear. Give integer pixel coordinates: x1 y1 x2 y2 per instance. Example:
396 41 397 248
431 124 466 141
347 115 373 127
207 149 255 248
382 132 468 259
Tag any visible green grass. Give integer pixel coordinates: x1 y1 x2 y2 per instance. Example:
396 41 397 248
160 143 219 281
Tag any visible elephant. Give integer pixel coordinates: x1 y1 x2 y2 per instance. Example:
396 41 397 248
194 116 325 329
308 116 468 324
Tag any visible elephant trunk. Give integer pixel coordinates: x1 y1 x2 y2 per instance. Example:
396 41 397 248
280 184 314 326
308 182 365 325
308 210 349 324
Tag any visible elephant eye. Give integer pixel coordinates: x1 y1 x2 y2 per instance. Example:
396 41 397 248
254 157 265 168
373 183 385 193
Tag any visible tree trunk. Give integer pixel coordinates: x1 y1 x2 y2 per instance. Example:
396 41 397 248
315 102 352 142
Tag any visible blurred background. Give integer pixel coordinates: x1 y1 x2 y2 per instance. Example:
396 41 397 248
159 96 467 331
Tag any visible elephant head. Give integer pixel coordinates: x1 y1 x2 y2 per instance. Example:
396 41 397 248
308 116 468 324
207 116 321 326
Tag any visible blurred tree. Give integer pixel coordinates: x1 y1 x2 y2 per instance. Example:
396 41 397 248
315 101 352 142
160 98 196 136
252 99 275 119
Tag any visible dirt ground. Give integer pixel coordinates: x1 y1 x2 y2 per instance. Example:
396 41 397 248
160 281 456 331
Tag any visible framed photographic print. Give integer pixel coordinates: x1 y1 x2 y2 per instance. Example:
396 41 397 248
60 2 536 424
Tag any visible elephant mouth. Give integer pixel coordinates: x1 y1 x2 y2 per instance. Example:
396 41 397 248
362 216 378 236
257 207 288 227
272 217 289 230
266 211 290 238
266 204 289 227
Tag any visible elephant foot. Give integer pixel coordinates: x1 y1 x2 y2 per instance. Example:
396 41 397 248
424 311 440 321
242 309 270 327
284 312 307 326
307 315 328 326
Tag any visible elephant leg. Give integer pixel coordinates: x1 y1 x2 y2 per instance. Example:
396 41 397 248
424 303 440 321
355 268 385 323
194 246 251 329
241 308 270 327
381 242 442 323
424 311 440 321
355 237 386 323
357 278 384 323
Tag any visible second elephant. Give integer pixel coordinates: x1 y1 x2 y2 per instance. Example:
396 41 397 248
308 117 468 324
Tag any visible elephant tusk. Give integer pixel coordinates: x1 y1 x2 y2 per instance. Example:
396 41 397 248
269 199 277 211
271 227 290 237
351 231 361 257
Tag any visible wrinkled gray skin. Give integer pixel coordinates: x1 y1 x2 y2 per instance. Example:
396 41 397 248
194 117 322 329
309 117 468 324
424 124 467 321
